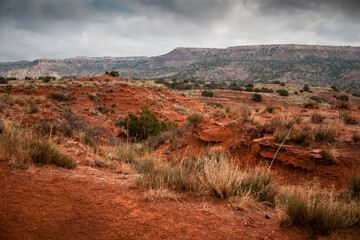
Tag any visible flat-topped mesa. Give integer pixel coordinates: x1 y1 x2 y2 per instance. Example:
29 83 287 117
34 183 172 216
0 45 359 91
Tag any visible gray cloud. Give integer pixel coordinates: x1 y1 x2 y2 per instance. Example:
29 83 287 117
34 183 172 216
0 0 359 61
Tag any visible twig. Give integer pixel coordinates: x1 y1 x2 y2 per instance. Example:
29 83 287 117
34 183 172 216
267 127 292 173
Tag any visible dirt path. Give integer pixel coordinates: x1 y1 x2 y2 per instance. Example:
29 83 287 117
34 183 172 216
0 161 307 240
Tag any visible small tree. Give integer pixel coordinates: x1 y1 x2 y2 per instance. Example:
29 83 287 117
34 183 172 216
252 93 263 102
109 71 119 77
303 84 310 92
0 77 8 84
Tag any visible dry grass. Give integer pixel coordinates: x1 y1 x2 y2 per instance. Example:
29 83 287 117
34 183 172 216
314 126 337 144
186 111 205 128
353 132 360 143
0 119 75 169
339 111 358 125
311 112 325 124
144 188 181 201
320 146 337 164
277 185 359 235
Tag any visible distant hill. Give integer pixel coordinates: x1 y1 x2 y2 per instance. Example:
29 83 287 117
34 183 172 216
1 45 360 90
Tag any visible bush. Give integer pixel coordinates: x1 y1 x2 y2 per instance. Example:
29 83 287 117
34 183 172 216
252 94 262 102
353 132 360 143
331 85 339 92
303 84 310 92
336 95 349 102
304 101 318 109
311 112 325 124
276 89 289 96
334 101 350 110
0 77 8 84
41 76 56 83
207 102 223 108
49 92 69 102
116 105 178 141
202 90 214 97
108 71 119 77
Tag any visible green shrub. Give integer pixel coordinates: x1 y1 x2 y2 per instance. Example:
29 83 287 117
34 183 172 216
108 71 119 77
0 77 8 84
202 90 214 97
303 84 310 92
276 89 289 96
331 85 339 92
252 94 262 102
116 105 178 141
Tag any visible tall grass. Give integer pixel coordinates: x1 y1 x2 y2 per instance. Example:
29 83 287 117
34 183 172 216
278 186 359 235
135 147 277 207
0 119 75 169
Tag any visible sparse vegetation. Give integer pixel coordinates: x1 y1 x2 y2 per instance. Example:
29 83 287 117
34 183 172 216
186 111 205 128
314 127 337 144
252 93 262 102
352 132 360 143
202 90 214 97
311 112 325 124
340 111 358 125
276 89 289 96
336 95 349 102
49 92 69 102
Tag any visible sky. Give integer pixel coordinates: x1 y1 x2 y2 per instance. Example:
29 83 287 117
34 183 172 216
0 0 359 61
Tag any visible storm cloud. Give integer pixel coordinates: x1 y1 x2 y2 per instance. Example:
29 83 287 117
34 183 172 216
0 0 359 61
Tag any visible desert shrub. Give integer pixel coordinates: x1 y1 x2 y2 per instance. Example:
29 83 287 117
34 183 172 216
87 93 99 102
352 93 360 97
116 105 178 141
276 89 289 96
273 127 311 144
264 104 276 113
207 102 223 108
25 76 32 80
252 93 262 102
108 71 119 77
349 175 360 198
27 102 38 114
336 95 349 102
41 76 55 83
304 101 318 109
339 112 358 125
311 112 325 124
334 101 350 109
0 77 8 84
331 85 339 92
278 186 359 235
49 92 69 102
303 84 310 92
310 96 322 103
202 90 214 97
145 128 184 149
320 147 337 164
314 127 337 144
32 120 59 137
186 112 205 128
352 132 360 143
269 116 295 133
225 106 231 113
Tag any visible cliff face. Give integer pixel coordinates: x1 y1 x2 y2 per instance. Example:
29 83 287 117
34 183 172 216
1 45 360 90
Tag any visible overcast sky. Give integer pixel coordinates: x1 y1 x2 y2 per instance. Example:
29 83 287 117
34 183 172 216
0 0 359 61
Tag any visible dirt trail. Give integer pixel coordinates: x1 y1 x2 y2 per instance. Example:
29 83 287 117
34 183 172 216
0 162 307 240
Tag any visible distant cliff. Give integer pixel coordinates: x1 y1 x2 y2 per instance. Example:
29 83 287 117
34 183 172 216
1 45 360 90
